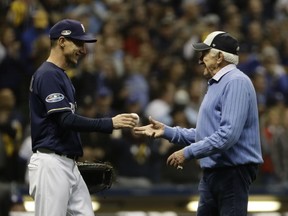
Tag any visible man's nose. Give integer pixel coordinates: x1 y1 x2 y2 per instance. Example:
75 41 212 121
198 55 204 64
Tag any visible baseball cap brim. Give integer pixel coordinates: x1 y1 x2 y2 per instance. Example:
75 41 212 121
192 42 211 51
70 34 97 43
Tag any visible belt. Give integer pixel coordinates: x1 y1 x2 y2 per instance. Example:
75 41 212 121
203 163 259 172
36 148 78 161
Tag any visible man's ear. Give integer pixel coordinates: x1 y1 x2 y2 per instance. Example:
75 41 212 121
217 52 224 63
58 37 65 48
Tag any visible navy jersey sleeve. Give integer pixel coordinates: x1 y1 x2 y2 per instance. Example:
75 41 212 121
57 112 113 133
35 68 75 115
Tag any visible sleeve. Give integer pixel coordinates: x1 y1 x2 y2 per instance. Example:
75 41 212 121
37 71 73 114
184 78 250 159
163 126 196 146
56 112 113 133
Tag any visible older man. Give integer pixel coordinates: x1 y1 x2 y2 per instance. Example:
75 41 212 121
134 31 263 216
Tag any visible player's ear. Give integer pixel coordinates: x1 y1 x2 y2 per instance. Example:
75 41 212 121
58 36 65 48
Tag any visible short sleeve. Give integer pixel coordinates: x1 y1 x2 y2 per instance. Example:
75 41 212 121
36 70 74 114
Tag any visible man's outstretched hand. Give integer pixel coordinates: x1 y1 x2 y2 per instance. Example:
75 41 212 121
133 116 165 138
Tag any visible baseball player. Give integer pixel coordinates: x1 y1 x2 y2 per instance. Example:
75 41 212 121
28 19 138 216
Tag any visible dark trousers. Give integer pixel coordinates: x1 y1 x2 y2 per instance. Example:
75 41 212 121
197 164 258 216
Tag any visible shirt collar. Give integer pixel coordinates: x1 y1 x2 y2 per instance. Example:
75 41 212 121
211 64 236 82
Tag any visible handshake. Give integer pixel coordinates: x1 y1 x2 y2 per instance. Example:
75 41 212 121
112 113 185 170
112 113 164 138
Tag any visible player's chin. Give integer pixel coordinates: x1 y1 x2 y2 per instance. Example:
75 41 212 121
75 54 85 64
70 56 80 66
69 60 78 67
74 55 81 62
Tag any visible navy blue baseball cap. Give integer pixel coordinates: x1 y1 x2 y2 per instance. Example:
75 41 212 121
192 31 239 55
49 19 97 43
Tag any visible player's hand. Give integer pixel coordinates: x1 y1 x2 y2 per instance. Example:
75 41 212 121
133 116 165 138
112 113 139 129
167 149 186 169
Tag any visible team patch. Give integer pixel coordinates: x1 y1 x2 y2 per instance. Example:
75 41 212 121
45 93 64 103
61 30 71 36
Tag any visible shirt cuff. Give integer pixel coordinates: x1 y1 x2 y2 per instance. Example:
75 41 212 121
183 145 195 160
163 126 175 142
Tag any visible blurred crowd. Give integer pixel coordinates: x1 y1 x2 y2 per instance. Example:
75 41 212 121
1 0 288 213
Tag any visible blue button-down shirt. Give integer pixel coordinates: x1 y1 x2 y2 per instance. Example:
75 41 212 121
163 64 263 168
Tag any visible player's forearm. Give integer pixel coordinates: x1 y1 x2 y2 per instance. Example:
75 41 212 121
57 112 113 133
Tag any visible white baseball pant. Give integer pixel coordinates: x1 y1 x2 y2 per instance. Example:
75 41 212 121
28 151 94 216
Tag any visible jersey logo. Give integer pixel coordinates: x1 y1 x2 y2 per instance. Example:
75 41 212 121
69 102 76 113
45 93 64 103
61 30 72 36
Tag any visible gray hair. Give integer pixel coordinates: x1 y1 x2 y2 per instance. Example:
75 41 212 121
210 48 239 65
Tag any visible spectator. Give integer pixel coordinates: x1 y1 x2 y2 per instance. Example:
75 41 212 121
122 54 150 112
250 71 269 117
259 105 284 184
20 8 50 62
270 107 288 186
184 77 206 127
145 81 176 126
256 44 286 105
0 26 28 108
0 88 24 182
111 128 167 187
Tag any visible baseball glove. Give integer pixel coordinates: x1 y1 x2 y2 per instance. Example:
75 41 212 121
77 161 114 193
